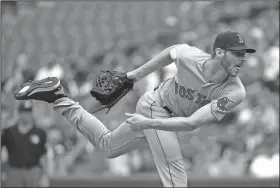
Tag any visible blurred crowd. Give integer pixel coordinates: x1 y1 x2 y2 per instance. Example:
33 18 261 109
1 1 279 183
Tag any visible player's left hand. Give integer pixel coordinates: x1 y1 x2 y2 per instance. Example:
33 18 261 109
125 113 150 132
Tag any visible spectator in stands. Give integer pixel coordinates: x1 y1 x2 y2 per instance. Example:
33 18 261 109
1 104 10 128
208 147 247 177
45 128 71 176
1 101 48 187
249 144 279 178
35 54 64 81
3 53 34 93
1 1 17 20
263 46 279 81
262 46 279 93
107 154 131 176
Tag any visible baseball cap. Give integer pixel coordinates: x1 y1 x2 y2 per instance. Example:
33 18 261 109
213 31 256 53
18 101 33 112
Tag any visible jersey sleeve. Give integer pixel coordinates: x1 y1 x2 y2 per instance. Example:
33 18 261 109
211 88 246 121
170 44 190 60
170 44 210 62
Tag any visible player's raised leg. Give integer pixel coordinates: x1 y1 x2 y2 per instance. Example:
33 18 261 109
53 96 148 158
14 77 148 158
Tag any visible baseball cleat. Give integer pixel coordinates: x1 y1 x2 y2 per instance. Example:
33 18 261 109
14 77 67 103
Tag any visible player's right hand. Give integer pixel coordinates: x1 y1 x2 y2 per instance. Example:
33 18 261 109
125 112 150 132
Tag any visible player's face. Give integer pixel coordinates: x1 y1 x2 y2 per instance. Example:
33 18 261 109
18 112 33 125
223 50 246 77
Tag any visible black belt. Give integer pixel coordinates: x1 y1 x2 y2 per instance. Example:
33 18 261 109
154 86 172 114
163 106 172 114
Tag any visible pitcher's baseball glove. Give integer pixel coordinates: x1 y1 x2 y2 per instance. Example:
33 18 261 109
90 70 134 113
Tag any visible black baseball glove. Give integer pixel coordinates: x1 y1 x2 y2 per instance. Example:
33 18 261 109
90 70 134 113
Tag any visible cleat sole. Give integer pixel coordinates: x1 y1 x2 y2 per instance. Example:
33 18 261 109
14 77 59 100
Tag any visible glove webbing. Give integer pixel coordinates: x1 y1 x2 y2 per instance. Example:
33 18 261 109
91 87 132 114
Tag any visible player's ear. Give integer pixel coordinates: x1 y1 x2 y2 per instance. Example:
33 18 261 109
215 48 225 59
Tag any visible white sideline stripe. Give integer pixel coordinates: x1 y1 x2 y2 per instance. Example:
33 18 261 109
28 80 60 96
